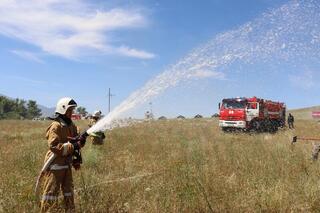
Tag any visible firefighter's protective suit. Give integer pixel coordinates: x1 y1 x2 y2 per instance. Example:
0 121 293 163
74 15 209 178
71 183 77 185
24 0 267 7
288 113 295 129
40 115 79 212
88 118 105 145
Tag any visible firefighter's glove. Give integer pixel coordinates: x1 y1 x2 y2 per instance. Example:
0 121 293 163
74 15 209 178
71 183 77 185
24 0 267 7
72 141 81 151
78 135 86 147
67 137 82 150
68 131 88 149
78 131 89 147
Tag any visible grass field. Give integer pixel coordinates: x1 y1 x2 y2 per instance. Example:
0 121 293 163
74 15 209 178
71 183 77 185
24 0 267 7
1 118 320 212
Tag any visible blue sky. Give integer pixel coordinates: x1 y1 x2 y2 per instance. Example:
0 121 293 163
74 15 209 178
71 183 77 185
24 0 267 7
1 0 319 118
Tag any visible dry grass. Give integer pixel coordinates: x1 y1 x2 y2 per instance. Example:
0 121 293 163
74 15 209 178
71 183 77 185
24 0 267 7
1 118 320 212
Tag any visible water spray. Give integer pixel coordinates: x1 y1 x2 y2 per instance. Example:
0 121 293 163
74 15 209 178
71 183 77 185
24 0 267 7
87 0 320 134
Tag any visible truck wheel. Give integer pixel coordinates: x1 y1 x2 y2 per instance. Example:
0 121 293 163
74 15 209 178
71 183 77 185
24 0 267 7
272 121 278 133
267 120 278 133
253 120 261 132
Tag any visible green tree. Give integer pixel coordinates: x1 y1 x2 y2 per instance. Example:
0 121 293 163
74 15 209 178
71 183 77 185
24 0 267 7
15 99 27 119
0 96 6 119
0 96 17 119
76 106 87 117
0 96 42 120
26 100 42 119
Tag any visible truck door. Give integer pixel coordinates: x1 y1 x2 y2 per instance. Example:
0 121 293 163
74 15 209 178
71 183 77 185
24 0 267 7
246 102 259 122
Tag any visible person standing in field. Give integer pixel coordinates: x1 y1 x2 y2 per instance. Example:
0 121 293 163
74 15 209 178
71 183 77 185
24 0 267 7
40 97 86 212
88 110 105 145
287 113 294 129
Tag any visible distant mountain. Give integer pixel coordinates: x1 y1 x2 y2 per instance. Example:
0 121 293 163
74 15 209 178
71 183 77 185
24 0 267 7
38 105 55 117
0 93 55 117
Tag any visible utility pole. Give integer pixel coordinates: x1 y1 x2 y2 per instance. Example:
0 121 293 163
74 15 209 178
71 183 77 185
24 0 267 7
149 102 153 115
108 88 115 113
149 102 153 119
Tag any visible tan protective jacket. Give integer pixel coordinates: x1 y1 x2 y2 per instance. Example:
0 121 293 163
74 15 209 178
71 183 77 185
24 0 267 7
44 120 79 166
88 118 104 145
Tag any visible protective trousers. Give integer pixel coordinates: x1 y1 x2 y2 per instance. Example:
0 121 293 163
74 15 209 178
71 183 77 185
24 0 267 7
40 167 75 212
288 122 294 129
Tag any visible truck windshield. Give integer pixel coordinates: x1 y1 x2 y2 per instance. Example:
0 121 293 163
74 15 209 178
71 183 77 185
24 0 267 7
222 101 246 109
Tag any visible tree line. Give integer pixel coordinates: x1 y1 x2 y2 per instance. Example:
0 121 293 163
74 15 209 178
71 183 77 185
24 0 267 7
0 96 42 119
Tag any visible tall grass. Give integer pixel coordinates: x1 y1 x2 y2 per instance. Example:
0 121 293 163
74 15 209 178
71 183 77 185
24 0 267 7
0 118 320 212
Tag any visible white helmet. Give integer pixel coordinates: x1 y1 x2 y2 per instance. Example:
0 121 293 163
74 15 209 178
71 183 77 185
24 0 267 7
55 97 77 115
93 110 102 118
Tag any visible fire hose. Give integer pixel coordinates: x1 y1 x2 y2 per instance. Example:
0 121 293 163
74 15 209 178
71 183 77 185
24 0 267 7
34 153 57 195
291 136 320 144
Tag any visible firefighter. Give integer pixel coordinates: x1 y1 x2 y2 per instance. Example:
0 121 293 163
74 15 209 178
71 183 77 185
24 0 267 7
145 111 153 120
40 97 86 212
88 110 105 145
287 113 294 129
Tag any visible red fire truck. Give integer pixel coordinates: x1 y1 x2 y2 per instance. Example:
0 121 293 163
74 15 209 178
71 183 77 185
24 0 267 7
218 97 286 132
71 114 81 120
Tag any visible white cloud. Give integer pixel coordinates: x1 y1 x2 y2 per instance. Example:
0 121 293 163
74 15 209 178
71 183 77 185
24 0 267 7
0 0 154 60
118 46 155 59
289 70 315 89
11 50 44 63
